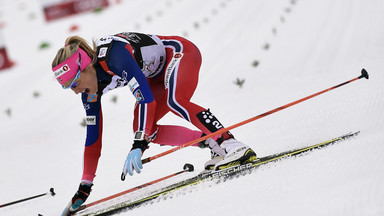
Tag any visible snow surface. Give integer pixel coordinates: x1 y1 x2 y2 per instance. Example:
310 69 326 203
1 0 384 215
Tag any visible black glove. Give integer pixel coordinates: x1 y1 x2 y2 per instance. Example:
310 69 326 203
61 183 93 216
131 139 149 152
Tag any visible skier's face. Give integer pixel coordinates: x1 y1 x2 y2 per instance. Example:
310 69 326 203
63 66 98 95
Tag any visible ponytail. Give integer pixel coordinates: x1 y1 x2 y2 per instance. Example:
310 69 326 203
51 35 97 68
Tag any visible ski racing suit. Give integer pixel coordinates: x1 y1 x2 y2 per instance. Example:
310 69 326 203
81 32 229 183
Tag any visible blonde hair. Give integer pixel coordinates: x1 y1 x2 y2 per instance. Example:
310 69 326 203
51 35 97 68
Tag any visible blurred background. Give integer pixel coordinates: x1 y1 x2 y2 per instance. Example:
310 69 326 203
1 0 384 215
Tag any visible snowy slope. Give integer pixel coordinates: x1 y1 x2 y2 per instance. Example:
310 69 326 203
1 0 384 215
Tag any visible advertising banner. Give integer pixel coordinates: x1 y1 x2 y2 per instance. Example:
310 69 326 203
43 0 109 21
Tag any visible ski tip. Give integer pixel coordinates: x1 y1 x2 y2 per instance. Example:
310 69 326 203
183 163 194 172
359 68 369 79
343 131 360 140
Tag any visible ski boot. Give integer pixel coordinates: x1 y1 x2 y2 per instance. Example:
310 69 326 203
214 138 257 170
199 138 226 171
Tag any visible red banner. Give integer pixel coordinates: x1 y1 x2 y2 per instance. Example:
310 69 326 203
44 0 109 22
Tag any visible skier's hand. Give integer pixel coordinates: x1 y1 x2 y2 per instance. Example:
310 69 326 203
61 183 92 216
121 136 150 180
123 148 143 176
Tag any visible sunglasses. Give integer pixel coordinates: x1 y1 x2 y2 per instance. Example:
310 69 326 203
62 51 82 89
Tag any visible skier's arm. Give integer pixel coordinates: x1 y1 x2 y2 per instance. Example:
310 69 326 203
61 93 102 215
106 41 156 177
81 92 103 184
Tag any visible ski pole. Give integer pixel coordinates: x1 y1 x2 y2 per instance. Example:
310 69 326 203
141 68 369 164
0 188 55 208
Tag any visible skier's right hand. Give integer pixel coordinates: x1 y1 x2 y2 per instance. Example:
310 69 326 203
61 183 93 216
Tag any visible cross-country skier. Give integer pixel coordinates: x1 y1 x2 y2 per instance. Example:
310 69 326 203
52 32 257 215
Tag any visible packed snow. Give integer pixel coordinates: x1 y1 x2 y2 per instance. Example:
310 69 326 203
1 0 384 215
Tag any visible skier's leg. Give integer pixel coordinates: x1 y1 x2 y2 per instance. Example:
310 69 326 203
161 36 257 170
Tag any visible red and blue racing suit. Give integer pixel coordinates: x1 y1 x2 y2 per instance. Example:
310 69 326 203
81 33 227 183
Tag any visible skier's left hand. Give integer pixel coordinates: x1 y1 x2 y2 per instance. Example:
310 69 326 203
61 183 92 216
123 148 143 176
122 137 150 179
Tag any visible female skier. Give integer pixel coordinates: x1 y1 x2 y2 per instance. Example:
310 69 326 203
52 32 256 215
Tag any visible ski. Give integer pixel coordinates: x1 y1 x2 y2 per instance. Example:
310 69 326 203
76 131 359 216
